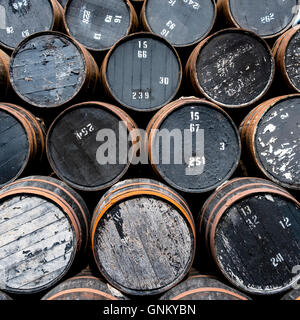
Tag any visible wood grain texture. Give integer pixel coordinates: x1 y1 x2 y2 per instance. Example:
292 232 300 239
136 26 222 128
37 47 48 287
187 29 274 108
64 0 137 51
0 49 10 95
220 0 298 39
200 177 300 295
91 178 195 296
102 32 182 112
0 0 62 50
148 97 241 193
141 0 216 47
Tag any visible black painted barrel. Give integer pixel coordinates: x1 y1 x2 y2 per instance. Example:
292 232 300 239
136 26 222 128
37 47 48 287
159 274 250 300
9 31 99 109
218 0 299 39
0 49 11 96
42 274 127 300
0 103 45 188
0 0 63 51
186 28 274 108
63 0 138 53
0 176 90 295
240 95 300 190
141 0 216 48
199 177 300 295
281 288 300 300
146 97 241 193
101 32 182 112
273 25 300 93
46 101 138 191
91 178 196 296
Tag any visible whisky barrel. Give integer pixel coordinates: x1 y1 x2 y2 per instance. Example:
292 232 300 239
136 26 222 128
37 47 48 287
281 288 300 300
159 274 250 300
63 0 138 52
199 177 300 295
0 176 90 294
101 32 182 112
9 31 99 109
141 0 216 47
147 97 241 193
0 0 63 51
239 95 300 190
46 101 138 191
218 0 299 39
0 49 10 96
91 178 196 296
42 273 127 300
0 104 45 188
186 28 274 108
273 25 300 93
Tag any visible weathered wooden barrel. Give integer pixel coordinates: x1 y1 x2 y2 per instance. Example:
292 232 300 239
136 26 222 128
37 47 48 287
91 178 196 296
239 95 300 190
218 0 299 39
46 101 138 191
0 0 63 51
185 28 274 108
63 0 138 53
101 32 182 112
0 290 12 300
273 25 300 93
0 49 10 96
41 274 127 300
281 288 300 300
141 0 216 48
9 31 99 109
146 97 241 193
0 176 90 294
199 177 300 295
0 103 45 188
159 274 250 300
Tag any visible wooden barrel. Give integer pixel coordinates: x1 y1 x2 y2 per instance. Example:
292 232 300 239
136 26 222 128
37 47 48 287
273 25 300 93
141 0 216 48
41 274 127 300
0 176 90 294
0 49 10 96
199 177 300 295
9 31 99 109
46 101 138 191
239 94 300 190
281 288 300 300
0 103 45 188
160 274 250 300
185 28 274 108
0 0 63 51
0 291 12 300
147 97 241 193
101 32 182 112
63 0 138 53
218 0 299 39
90 178 196 296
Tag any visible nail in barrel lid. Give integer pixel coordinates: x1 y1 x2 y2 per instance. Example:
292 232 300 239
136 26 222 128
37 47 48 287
240 95 300 190
147 97 241 193
0 176 90 295
90 178 196 296
218 0 299 39
9 31 99 109
46 101 138 191
141 0 216 47
0 0 63 51
186 28 274 108
101 32 182 112
200 177 300 295
159 274 250 300
64 0 138 53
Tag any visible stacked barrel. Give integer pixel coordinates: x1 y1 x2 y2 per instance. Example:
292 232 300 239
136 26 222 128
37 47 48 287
0 0 299 303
